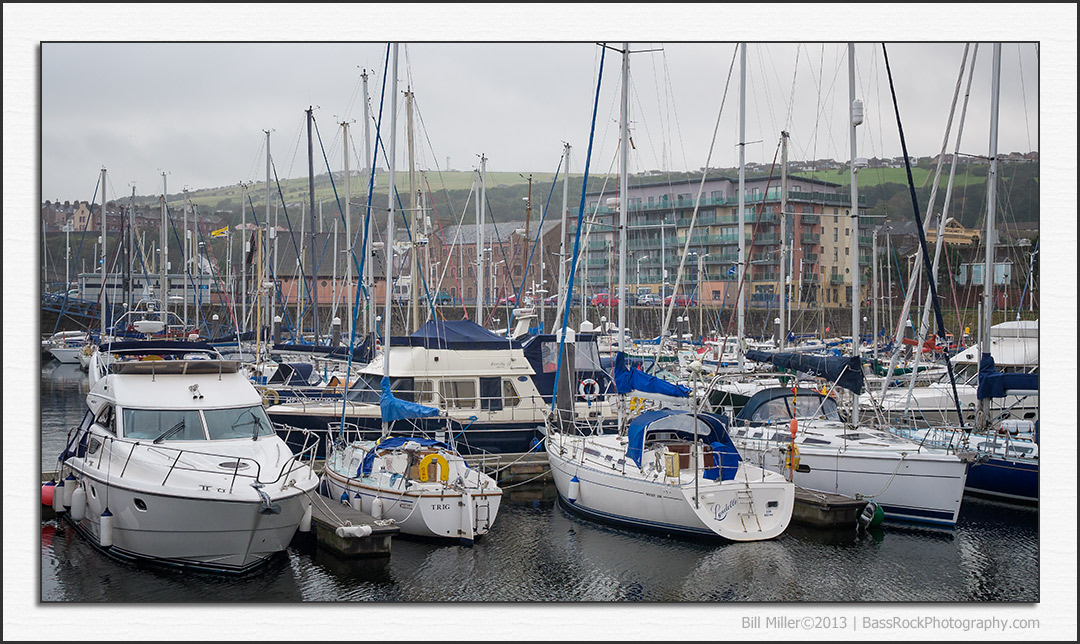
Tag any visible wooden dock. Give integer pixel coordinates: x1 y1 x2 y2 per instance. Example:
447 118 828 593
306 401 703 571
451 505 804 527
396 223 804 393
791 486 867 529
298 497 400 558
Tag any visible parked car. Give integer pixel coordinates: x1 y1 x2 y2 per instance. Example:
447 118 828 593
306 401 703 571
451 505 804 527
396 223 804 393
636 293 660 306
664 294 699 307
544 293 582 306
433 291 456 305
498 294 518 306
591 292 618 307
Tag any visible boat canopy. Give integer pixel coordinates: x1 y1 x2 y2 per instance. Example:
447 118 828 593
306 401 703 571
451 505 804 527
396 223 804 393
99 340 219 356
390 319 520 350
625 410 736 468
273 336 374 363
267 362 317 386
611 352 691 398
379 376 440 423
735 387 842 425
744 349 864 394
977 354 1039 399
359 436 451 477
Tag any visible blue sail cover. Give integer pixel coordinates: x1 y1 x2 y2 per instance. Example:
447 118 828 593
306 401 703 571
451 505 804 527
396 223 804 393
625 409 734 469
390 319 520 350
380 376 440 423
977 354 1039 399
359 436 451 476
612 352 691 398
745 349 864 394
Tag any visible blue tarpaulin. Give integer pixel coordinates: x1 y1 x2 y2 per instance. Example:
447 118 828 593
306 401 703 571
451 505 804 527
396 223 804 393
380 376 440 423
625 410 735 469
391 319 520 350
977 354 1039 400
611 352 691 398
744 349 864 394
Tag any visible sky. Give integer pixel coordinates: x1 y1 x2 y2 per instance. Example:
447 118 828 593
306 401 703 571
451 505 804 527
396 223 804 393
5 3 1078 641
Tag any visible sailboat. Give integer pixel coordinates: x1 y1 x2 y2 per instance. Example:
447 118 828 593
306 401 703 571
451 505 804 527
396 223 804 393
545 43 794 542
316 45 503 544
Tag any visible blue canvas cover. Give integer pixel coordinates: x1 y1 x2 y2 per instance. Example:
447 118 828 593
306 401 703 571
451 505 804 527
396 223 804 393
625 410 733 469
612 352 691 398
380 376 440 423
359 435 451 476
745 349 864 394
977 354 1039 399
390 319 520 350
267 362 316 386
100 339 218 356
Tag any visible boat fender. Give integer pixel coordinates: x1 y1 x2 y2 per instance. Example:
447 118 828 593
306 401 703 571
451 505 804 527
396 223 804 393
339 490 349 505
52 477 66 514
857 500 884 530
568 476 580 504
371 497 384 520
350 492 363 512
99 508 114 548
42 481 56 507
578 379 599 401
62 474 76 508
335 524 373 539
418 453 450 483
298 503 312 533
71 484 87 522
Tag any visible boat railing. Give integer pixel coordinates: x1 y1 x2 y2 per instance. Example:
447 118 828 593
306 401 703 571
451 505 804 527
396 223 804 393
68 426 316 492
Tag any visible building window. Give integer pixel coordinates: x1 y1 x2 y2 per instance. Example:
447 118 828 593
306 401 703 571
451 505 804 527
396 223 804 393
833 229 838 242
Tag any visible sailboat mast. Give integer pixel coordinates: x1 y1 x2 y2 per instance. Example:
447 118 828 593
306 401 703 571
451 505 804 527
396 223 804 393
737 43 746 371
978 43 1002 432
100 166 107 337
265 129 275 343
476 155 487 321
160 171 168 326
362 71 374 337
779 130 789 350
848 43 863 427
240 181 247 334
342 120 352 340
617 42 630 430
305 106 317 339
183 188 189 328
407 89 420 332
553 142 571 333
382 43 400 435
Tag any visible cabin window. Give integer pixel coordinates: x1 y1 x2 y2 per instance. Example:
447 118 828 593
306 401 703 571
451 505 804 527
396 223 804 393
416 379 436 404
480 377 503 411
203 406 275 440
122 408 205 441
95 405 116 435
502 379 521 407
440 379 477 409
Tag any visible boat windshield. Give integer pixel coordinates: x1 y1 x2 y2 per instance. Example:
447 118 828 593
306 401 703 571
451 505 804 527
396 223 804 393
121 406 276 441
123 409 205 441
203 406 275 440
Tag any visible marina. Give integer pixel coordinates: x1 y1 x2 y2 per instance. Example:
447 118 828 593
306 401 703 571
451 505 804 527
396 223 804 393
13 21 1075 641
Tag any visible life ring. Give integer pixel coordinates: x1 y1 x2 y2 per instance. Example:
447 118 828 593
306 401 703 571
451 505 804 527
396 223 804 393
578 378 600 401
418 453 449 483
258 387 279 407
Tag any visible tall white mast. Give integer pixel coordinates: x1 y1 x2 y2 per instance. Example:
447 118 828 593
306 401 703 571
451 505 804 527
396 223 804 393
779 130 789 350
265 129 274 340
406 88 421 332
553 142 571 333
617 42 630 430
977 43 1002 433
342 120 352 339
160 171 168 326
476 155 487 321
737 43 746 371
240 181 247 333
848 42 863 427
362 71 374 337
183 187 190 327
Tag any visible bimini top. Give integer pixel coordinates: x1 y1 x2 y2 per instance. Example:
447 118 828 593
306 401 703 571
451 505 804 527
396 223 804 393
735 387 841 425
625 409 733 468
390 319 520 350
744 349 864 394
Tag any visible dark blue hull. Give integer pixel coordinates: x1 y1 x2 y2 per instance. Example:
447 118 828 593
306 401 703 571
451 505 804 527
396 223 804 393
963 456 1038 504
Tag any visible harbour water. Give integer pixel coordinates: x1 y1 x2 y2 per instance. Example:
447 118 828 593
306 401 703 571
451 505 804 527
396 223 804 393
27 361 1051 636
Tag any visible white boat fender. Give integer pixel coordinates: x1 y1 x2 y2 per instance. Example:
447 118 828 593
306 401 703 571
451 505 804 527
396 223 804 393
371 497 384 520
335 524 372 539
52 477 66 514
298 503 312 533
99 508 114 548
62 473 77 510
70 484 87 522
568 476 580 504
350 492 363 512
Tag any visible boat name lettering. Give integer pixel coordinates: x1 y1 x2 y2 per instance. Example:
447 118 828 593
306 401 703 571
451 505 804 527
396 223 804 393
433 503 452 511
713 497 738 522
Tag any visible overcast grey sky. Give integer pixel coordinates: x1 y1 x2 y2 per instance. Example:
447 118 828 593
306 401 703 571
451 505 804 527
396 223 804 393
17 7 1051 203
4 4 1078 641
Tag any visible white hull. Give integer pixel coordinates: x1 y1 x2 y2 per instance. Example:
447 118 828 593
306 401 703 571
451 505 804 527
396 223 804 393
61 466 312 571
322 441 502 543
50 346 83 364
735 431 969 526
546 432 793 541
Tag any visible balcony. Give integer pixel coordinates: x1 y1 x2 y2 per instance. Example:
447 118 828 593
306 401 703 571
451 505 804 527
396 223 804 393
829 273 846 285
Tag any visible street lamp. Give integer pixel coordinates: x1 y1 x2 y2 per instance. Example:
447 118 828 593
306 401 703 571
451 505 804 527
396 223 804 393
636 255 649 299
